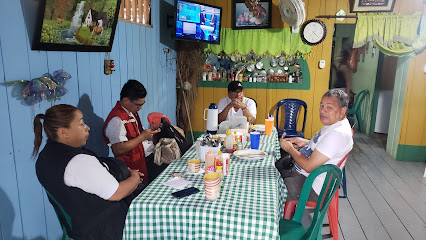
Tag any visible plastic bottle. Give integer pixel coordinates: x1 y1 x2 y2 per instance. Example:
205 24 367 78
205 149 215 172
221 153 230 176
225 129 233 153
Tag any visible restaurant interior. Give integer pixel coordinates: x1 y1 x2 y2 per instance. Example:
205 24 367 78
0 0 425 239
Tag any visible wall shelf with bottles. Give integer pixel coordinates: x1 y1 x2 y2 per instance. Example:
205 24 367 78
200 52 310 90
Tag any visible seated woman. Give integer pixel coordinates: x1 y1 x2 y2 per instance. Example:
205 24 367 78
33 104 143 240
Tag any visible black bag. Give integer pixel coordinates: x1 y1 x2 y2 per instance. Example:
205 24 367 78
275 150 295 179
98 157 130 181
157 117 192 156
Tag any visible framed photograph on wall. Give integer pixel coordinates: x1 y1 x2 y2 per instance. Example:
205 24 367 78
232 0 272 30
32 0 122 52
351 0 396 12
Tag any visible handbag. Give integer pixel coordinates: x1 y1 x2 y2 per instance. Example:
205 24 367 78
154 138 181 166
275 151 295 179
157 117 192 155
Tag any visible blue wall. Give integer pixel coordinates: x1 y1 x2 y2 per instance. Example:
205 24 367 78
0 0 176 239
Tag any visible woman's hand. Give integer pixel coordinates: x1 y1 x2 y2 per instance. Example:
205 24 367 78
129 168 143 183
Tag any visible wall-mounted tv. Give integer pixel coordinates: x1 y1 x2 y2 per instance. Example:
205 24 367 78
32 0 121 52
175 0 222 45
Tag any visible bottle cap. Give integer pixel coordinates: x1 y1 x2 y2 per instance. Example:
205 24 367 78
226 129 231 135
218 151 222 155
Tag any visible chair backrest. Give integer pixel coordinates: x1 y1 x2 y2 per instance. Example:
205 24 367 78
336 128 353 169
46 190 72 240
246 97 257 108
276 99 307 133
292 164 343 239
148 112 171 126
351 89 369 111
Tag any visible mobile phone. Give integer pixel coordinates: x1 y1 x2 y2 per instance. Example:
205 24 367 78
171 187 200 199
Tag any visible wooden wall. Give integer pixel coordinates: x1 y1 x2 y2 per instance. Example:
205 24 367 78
0 0 176 239
399 50 426 146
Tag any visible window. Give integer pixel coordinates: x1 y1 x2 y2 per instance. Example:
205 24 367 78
118 0 151 27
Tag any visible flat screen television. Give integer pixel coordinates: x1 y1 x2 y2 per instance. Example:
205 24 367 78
32 0 121 52
175 0 222 45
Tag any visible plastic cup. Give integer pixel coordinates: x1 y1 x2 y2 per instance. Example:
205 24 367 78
250 132 261 149
265 119 273 135
188 159 201 173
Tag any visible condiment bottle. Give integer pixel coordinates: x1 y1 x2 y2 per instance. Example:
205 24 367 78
215 159 223 176
226 129 233 153
221 153 230 176
205 149 215 172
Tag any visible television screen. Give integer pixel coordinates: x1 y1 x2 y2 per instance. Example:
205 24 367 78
175 0 222 45
32 0 121 52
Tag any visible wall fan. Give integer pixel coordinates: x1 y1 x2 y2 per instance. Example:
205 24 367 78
279 0 306 33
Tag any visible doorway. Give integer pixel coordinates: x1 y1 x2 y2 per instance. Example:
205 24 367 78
370 52 398 149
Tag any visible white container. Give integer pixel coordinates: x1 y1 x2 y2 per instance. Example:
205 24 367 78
196 143 221 162
204 103 218 134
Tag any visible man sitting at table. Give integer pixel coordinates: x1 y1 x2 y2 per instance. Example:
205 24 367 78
278 89 353 202
103 80 162 183
218 81 257 125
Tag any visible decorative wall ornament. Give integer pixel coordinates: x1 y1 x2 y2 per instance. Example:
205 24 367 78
1 70 71 106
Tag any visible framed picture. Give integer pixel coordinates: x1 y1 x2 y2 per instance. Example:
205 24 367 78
351 0 396 12
32 0 122 52
232 0 272 30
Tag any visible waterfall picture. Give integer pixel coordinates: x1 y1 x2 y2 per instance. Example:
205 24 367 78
32 0 121 51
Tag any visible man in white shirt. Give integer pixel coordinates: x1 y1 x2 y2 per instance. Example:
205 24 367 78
278 89 353 201
218 81 257 124
103 80 162 183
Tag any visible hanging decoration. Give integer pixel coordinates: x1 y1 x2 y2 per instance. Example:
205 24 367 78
104 53 115 75
1 70 71 106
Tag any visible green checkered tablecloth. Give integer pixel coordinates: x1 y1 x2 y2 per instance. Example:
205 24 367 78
123 130 287 240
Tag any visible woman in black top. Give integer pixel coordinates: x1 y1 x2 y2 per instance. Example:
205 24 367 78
33 104 143 239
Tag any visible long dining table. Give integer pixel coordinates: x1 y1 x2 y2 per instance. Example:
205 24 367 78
123 129 287 239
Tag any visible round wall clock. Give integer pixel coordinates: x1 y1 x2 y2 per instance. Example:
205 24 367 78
300 19 327 46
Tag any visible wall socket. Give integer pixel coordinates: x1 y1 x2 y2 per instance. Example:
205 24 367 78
163 48 170 53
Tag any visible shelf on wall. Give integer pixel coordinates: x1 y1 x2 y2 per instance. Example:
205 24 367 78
199 80 310 90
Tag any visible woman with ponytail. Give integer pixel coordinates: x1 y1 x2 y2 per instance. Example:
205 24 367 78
33 104 143 240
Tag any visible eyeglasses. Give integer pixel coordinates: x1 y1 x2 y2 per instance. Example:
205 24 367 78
130 99 145 108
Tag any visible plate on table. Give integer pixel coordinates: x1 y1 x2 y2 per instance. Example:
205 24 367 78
234 149 268 160
253 124 265 131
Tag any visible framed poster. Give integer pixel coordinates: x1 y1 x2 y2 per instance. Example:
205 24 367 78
351 0 396 12
232 0 272 30
32 0 121 52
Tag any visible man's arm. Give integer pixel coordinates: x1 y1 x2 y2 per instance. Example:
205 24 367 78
111 128 160 156
218 104 232 123
280 139 329 173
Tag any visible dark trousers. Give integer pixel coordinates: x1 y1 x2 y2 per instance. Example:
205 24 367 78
146 154 169 183
280 165 318 202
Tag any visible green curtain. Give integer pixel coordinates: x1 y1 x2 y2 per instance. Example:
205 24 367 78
354 12 424 57
205 28 312 57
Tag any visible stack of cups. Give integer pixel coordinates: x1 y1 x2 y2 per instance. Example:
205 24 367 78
204 172 221 200
188 159 201 173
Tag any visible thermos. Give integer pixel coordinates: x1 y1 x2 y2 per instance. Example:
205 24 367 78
204 103 218 134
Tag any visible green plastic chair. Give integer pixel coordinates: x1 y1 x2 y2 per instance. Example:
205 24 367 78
46 190 72 240
347 90 369 132
279 164 343 240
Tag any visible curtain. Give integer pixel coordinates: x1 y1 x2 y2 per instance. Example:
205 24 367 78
354 12 424 57
205 28 312 57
